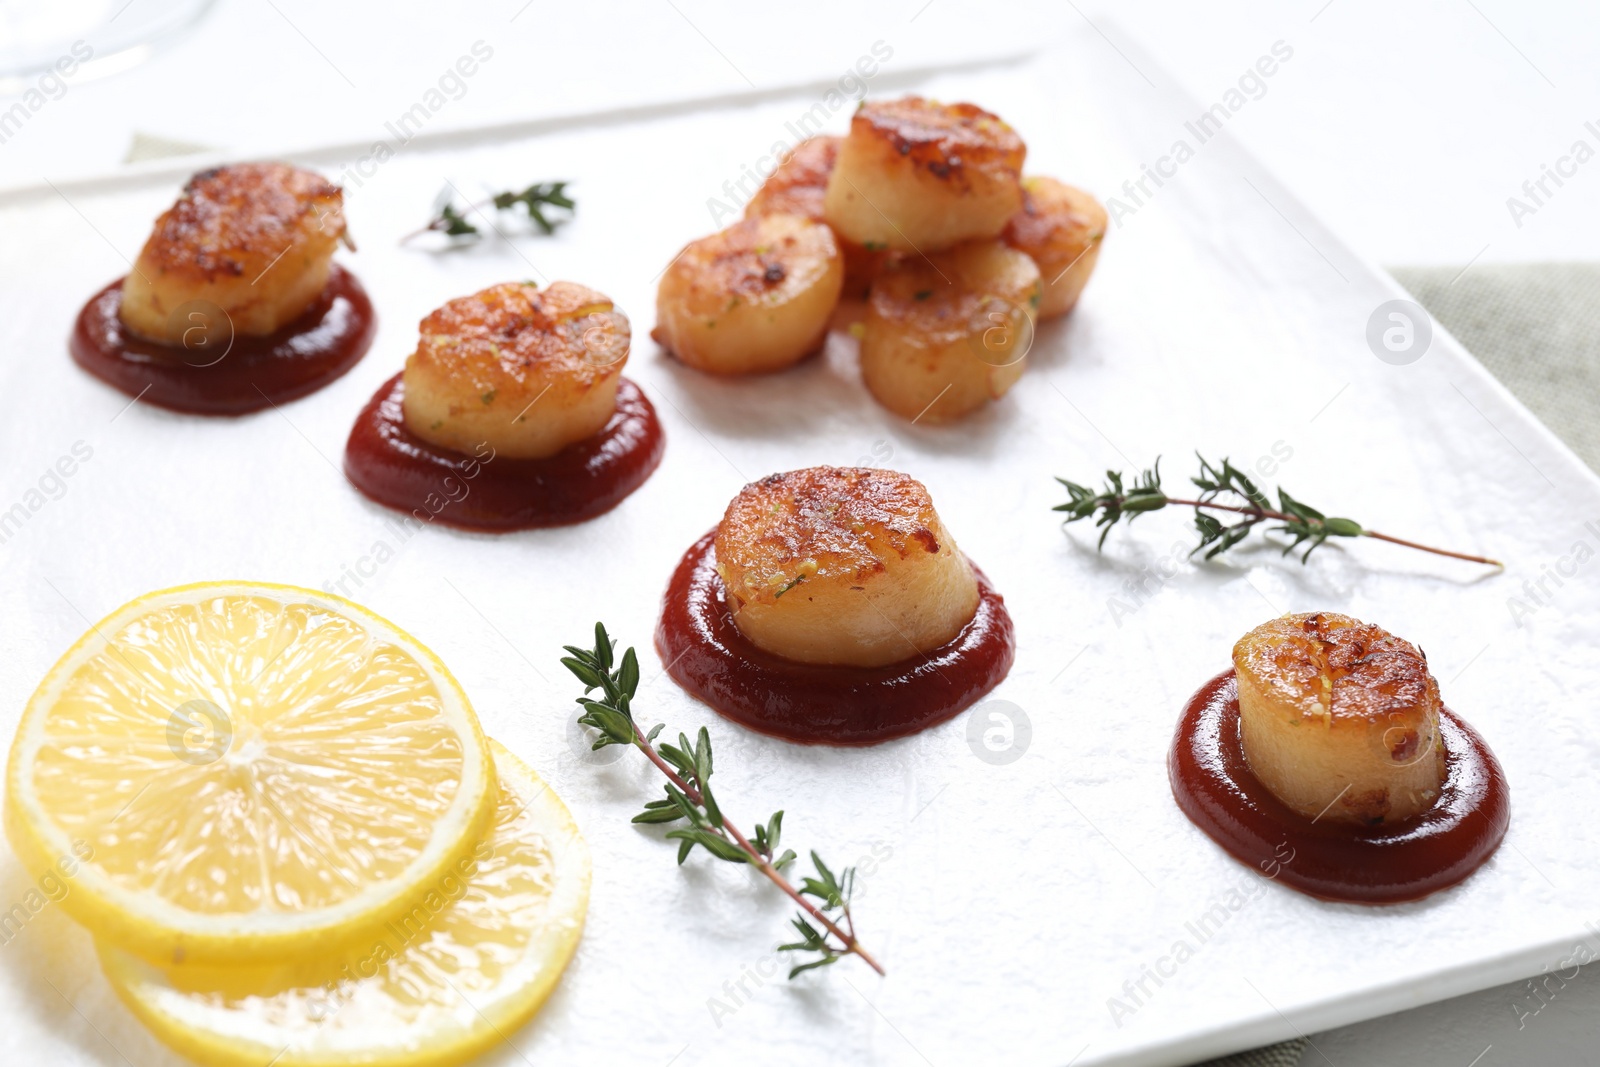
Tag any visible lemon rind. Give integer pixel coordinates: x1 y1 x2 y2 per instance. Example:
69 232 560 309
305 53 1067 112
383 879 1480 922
97 741 589 1067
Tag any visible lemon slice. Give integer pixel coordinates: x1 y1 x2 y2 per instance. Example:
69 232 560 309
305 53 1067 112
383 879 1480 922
98 741 589 1067
6 581 495 965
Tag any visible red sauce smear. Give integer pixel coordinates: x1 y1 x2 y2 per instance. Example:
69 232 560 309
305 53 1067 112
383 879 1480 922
1169 669 1509 904
655 531 1015 745
69 264 376 415
343 372 663 532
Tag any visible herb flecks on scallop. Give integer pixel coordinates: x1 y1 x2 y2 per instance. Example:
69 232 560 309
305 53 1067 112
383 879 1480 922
654 214 843 375
714 467 979 667
120 163 348 344
823 96 1025 254
1003 176 1108 320
861 240 1039 422
402 281 630 460
744 135 886 299
1235 612 1445 826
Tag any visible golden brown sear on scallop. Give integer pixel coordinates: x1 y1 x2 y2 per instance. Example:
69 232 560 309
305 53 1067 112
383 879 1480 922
714 467 979 668
745 135 839 221
823 96 1025 253
120 163 347 344
403 281 629 459
859 239 1040 423
745 135 884 299
653 213 842 375
1234 612 1446 826
1002 177 1107 320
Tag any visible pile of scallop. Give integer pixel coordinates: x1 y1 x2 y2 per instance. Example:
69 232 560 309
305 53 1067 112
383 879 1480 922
652 95 1106 423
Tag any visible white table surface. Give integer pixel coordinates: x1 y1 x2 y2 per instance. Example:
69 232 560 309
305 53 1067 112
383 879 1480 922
3 2 1597 1064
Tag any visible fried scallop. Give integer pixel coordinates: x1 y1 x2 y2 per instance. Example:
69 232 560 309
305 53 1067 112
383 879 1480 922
859 239 1040 423
823 96 1025 254
714 467 979 668
1002 177 1107 319
402 281 630 459
745 135 837 221
1234 612 1447 826
120 163 347 344
745 135 885 299
653 213 843 375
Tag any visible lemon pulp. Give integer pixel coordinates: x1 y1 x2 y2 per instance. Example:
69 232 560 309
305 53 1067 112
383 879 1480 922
6 582 494 965
99 741 590 1067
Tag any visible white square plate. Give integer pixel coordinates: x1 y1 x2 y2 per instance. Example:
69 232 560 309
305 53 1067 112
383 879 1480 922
0 25 1595 1067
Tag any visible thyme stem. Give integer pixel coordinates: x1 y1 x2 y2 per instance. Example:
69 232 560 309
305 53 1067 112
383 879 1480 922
402 181 575 244
398 194 497 244
627 725 884 975
1054 454 1501 567
1357 528 1503 568
561 623 882 979
1158 497 1504 567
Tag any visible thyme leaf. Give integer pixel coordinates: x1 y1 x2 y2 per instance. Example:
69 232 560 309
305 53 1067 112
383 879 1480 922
403 181 575 244
560 624 884 979
1053 453 1500 567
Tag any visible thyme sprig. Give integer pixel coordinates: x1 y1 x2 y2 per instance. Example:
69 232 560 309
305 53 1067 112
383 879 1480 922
402 182 575 243
560 624 884 979
1054 453 1501 567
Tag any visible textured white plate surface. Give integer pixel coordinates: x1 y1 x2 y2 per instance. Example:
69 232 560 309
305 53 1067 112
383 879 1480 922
0 26 1596 1067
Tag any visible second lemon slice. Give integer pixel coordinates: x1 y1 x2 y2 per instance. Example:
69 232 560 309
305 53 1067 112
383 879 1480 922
5 581 495 965
99 741 590 1067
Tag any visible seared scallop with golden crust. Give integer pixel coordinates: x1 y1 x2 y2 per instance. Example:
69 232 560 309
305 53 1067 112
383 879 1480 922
1003 177 1107 320
745 136 838 221
120 163 347 344
403 281 630 459
654 213 843 375
824 97 1025 254
1235 612 1446 826
860 240 1040 423
745 135 885 299
714 467 979 668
